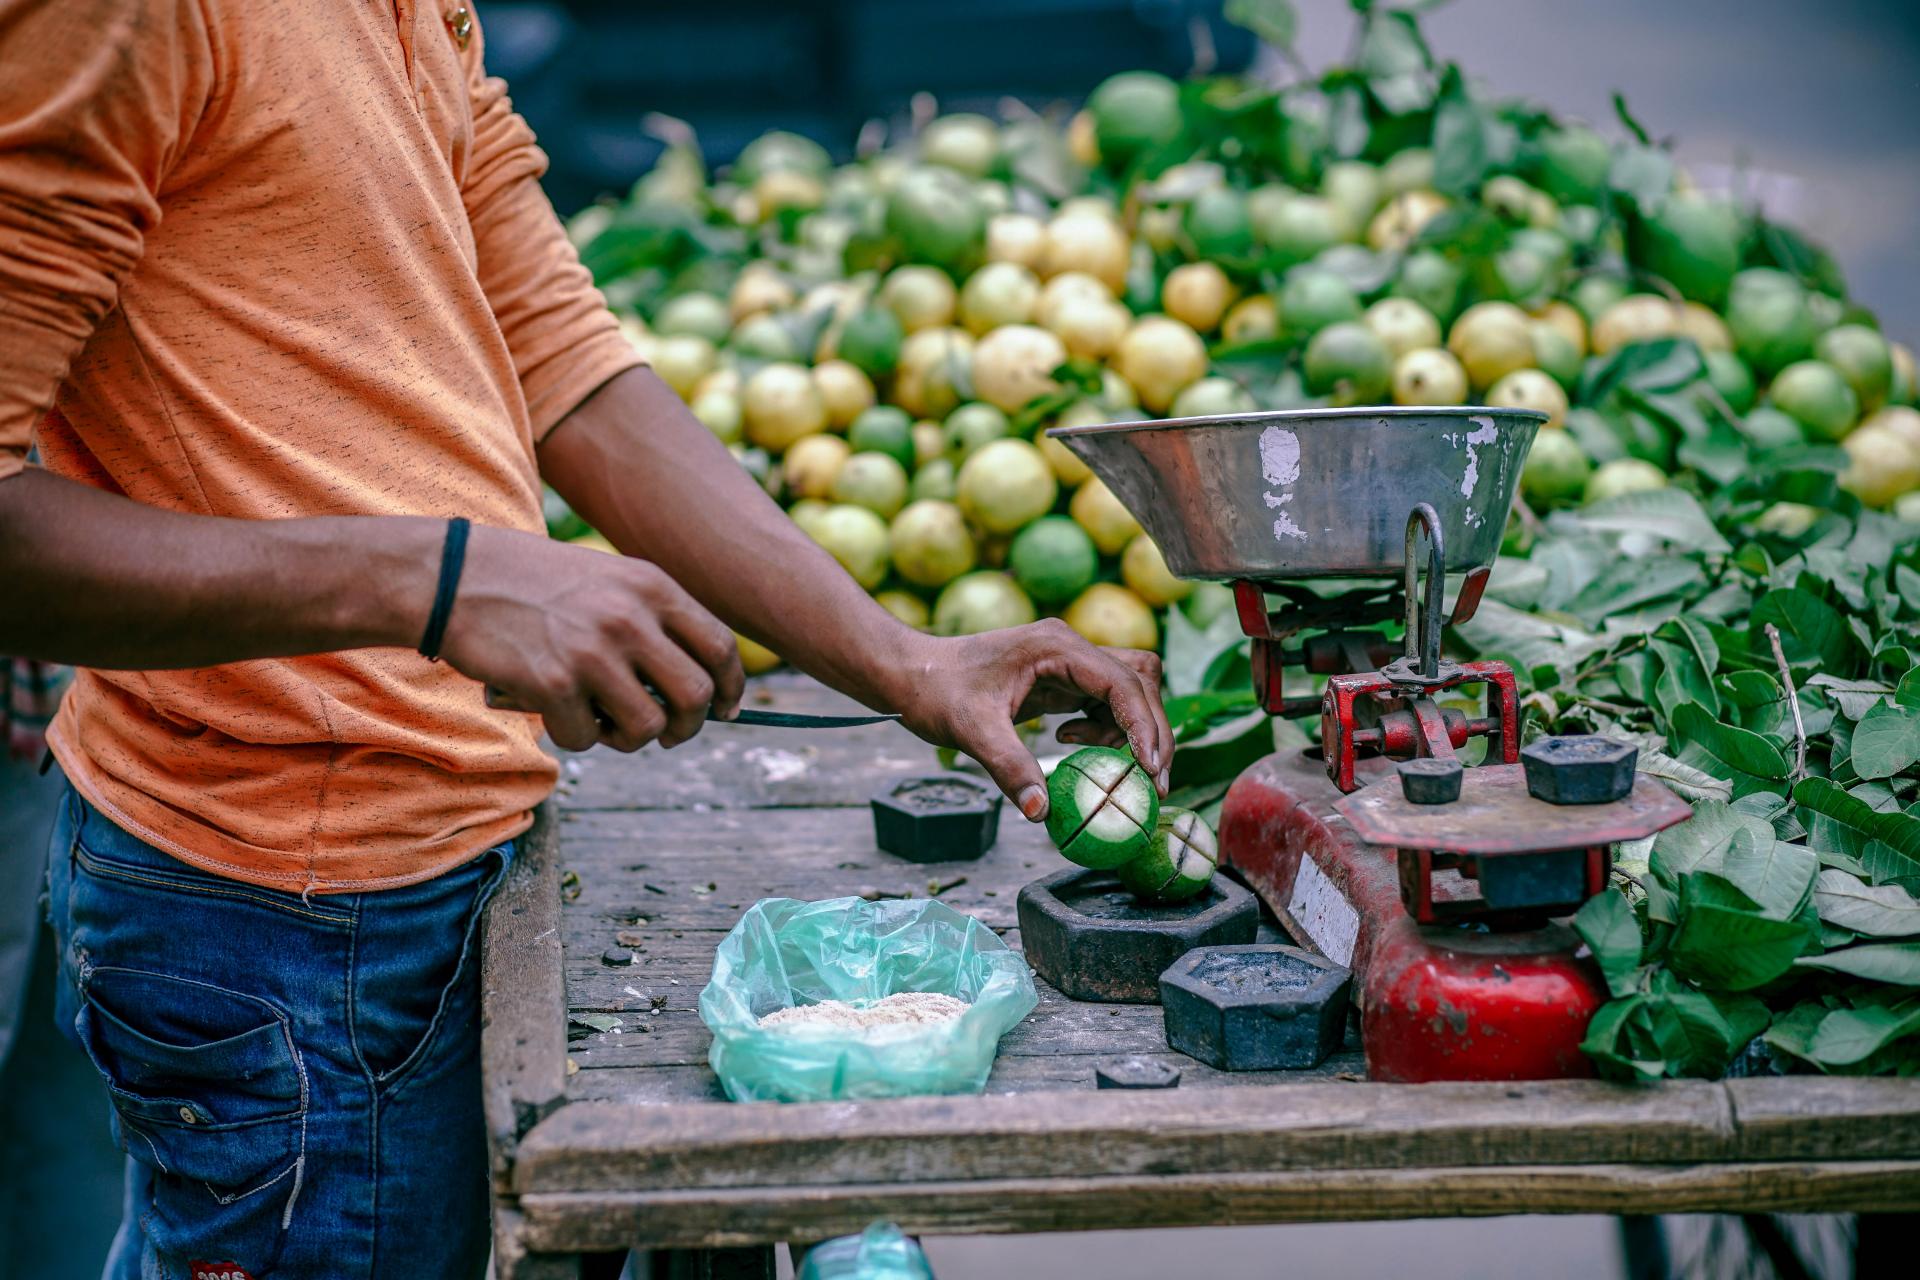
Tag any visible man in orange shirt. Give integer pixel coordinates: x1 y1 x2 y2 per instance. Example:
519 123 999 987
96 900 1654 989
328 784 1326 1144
0 2 1171 1275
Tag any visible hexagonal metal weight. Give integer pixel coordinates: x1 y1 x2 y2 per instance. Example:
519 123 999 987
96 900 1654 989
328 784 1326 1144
1397 757 1463 805
871 774 1002 862
1159 944 1353 1071
1017 866 1258 1004
1094 1056 1182 1090
1522 735 1639 805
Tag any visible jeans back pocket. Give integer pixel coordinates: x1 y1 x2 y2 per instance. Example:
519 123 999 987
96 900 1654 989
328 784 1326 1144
77 966 307 1270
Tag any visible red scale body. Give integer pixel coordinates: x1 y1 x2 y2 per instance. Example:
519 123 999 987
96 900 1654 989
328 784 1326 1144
1037 409 1690 1084
1216 536 1687 1082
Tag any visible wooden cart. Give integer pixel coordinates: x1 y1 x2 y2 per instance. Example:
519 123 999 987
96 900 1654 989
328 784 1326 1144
482 677 1920 1278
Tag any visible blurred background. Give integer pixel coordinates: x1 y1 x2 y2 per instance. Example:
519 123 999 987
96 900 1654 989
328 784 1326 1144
485 0 1920 338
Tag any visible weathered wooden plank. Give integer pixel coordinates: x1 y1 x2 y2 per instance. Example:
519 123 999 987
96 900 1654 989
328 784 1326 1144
482 801 569 1189
516 1161 1920 1251
514 1077 1920 1197
559 678 948 812
566 1046 1367 1107
562 972 1350 1070
1726 1076 1920 1159
552 805 1050 933
493 1201 585 1280
516 1081 1709 1194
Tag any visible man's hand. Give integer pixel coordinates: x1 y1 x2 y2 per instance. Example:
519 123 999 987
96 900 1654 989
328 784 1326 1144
885 621 1173 822
438 525 744 753
536 368 1173 798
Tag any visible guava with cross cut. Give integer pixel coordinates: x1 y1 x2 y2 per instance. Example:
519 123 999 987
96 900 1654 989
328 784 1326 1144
1044 746 1159 869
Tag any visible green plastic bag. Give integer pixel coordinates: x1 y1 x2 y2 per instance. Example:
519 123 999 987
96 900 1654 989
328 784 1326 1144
699 896 1037 1103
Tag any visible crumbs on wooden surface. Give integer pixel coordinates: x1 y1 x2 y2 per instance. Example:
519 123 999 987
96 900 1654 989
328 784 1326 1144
756 992 969 1031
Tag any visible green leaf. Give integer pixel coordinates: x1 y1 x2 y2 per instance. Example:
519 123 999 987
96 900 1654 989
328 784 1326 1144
1762 998 1831 1063
569 1012 622 1034
1677 415 1754 488
1750 588 1855 674
1566 556 1706 627
1568 489 1730 555
1358 10 1437 115
1574 891 1643 997
1813 868 1920 937
1611 91 1652 146
1646 792 1811 918
1649 799 1774 887
1896 565 1920 616
1578 338 1704 407
1719 829 1818 919
1899 666 1920 709
1636 749 1733 803
1429 67 1488 196
1793 777 1920 891
1808 1001 1920 1066
1580 986 1756 1082
1720 668 1782 716
1169 707 1275 790
1796 942 1920 984
1667 872 1818 990
1658 615 1722 677
1164 691 1259 739
1162 606 1246 699
1609 146 1674 210
1807 675 1894 721
1222 0 1297 48
1670 701 1789 797
1650 642 1710 725
1705 988 1773 1052
1754 217 1849 298
1851 703 1920 780
1580 996 1662 1082
1647 989 1742 1077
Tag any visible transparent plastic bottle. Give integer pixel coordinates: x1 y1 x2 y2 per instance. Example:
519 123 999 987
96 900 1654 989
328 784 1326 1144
796 1223 935 1279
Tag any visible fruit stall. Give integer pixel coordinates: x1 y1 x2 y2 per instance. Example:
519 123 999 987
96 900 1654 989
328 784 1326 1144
481 689 1920 1277
489 1 1920 1271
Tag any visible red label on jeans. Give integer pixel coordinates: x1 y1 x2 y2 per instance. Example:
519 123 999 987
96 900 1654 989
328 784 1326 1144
191 1265 255 1280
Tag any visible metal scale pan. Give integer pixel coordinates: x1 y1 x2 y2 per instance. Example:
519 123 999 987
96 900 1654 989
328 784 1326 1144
1049 405 1545 582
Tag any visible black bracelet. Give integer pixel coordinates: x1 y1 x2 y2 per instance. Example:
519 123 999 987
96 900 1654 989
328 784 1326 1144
418 517 471 660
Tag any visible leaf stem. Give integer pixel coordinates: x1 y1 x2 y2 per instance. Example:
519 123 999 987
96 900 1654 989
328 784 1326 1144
1763 622 1809 784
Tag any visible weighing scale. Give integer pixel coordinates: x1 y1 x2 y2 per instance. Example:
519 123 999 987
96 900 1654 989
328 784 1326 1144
1052 406 1691 1083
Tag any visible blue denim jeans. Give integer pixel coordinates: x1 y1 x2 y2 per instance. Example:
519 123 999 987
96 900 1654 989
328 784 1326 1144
47 787 513 1280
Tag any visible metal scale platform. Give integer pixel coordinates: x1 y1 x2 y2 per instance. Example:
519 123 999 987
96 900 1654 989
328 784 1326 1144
1051 406 1692 1082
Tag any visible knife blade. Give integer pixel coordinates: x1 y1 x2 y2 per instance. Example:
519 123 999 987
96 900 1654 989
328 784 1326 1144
483 686 899 729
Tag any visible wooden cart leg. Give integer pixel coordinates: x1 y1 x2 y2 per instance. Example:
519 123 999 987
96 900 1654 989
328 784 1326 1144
646 1246 778 1279
1616 1216 1669 1280
495 1245 595 1280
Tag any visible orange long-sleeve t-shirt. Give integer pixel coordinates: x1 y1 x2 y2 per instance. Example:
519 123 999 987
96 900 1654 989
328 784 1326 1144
0 0 643 892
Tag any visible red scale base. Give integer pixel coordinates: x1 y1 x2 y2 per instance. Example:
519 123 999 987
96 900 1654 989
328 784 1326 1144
1219 750 1607 1083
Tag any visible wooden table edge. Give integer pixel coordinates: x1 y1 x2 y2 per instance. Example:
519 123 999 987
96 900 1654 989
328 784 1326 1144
512 1160 1920 1252
483 798 569 1191
507 1075 1920 1196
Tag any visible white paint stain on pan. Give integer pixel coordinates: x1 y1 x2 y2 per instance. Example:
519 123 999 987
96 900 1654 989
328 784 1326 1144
1459 415 1499 527
1258 424 1308 541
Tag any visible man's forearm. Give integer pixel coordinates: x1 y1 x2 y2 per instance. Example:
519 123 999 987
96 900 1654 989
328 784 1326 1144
0 468 436 669
536 366 925 710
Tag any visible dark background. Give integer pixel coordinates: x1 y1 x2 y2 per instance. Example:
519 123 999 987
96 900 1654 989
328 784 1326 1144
481 1 1257 214
484 0 1920 341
